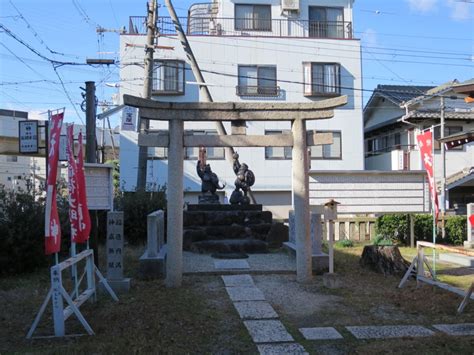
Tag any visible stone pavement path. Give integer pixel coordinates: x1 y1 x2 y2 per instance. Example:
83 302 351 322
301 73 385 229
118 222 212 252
221 274 308 354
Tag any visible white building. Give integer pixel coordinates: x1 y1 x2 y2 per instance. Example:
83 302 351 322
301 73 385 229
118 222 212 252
119 0 363 218
364 80 474 213
0 109 46 191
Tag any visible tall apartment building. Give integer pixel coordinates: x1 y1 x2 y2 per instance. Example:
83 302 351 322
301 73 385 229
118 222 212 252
119 0 363 217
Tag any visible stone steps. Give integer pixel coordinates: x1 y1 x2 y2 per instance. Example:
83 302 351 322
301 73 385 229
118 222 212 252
183 204 288 254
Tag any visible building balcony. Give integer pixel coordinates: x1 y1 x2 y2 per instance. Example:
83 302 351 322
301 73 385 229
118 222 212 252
236 85 281 97
128 16 353 39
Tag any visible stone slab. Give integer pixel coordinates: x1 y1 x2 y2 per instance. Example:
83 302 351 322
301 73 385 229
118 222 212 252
283 242 329 273
433 323 474 336
234 301 279 320
439 253 474 267
257 343 308 355
214 259 250 270
221 274 255 287
244 320 294 343
226 287 265 301
346 325 435 339
299 327 343 340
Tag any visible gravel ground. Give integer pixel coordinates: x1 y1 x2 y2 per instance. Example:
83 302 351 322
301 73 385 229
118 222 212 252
253 274 342 319
183 251 297 273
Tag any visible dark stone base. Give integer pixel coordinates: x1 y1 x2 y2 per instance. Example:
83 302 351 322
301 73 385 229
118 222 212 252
211 252 249 259
187 204 263 211
198 194 220 204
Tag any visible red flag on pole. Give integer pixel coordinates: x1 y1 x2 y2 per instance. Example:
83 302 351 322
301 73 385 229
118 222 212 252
66 124 81 243
76 132 91 243
416 130 440 220
45 112 64 255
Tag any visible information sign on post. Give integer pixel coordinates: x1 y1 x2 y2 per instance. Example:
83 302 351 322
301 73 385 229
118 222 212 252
84 163 114 210
59 135 68 161
19 120 39 154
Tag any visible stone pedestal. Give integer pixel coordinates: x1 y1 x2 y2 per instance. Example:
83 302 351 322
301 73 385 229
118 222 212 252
139 210 166 279
284 210 329 273
198 194 220 204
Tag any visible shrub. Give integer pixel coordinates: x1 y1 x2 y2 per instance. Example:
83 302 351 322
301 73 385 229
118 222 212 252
372 234 393 246
413 214 433 242
335 239 354 248
374 214 409 244
114 187 167 245
0 186 48 275
445 216 467 245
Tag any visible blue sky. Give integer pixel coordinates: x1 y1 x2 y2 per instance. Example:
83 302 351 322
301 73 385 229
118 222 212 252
0 0 473 126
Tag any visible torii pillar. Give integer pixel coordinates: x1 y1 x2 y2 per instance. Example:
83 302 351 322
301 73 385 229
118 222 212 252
292 118 312 282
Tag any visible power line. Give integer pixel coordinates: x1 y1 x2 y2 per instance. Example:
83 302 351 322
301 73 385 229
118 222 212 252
53 66 85 125
8 0 73 58
0 23 88 66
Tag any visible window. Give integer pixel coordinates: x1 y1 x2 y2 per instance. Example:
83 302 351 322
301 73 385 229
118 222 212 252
7 155 18 163
152 60 185 95
237 65 278 96
265 130 292 159
185 130 225 160
309 7 344 38
311 131 341 159
303 63 340 96
235 4 271 31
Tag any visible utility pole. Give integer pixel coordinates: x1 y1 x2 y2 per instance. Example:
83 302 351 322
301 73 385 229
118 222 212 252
136 0 156 191
85 81 99 265
164 0 256 203
440 96 446 239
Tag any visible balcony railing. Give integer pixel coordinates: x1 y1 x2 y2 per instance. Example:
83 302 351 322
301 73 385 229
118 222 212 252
236 85 281 97
128 16 353 39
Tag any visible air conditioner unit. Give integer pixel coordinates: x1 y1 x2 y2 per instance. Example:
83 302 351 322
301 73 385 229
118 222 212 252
281 0 299 12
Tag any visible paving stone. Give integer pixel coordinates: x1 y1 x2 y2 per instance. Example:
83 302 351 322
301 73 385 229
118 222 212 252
221 274 255 287
433 323 474 336
234 301 279 319
244 320 294 343
226 287 265 301
299 327 343 340
214 259 250 270
257 343 308 355
346 325 435 339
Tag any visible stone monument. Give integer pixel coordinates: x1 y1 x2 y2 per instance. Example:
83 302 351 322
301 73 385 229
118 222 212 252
102 211 131 292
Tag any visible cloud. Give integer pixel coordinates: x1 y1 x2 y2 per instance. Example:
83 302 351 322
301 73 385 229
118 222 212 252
405 0 438 13
447 0 473 21
361 28 378 48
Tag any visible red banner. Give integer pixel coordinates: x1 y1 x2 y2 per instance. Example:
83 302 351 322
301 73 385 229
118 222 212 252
45 112 64 255
66 125 81 243
416 130 439 220
76 132 91 243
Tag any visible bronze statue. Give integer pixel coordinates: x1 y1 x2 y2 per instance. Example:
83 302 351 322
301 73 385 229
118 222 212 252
196 160 225 195
230 152 255 205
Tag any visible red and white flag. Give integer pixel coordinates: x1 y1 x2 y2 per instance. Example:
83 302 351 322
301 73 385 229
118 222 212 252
75 132 91 243
45 112 64 255
416 130 439 220
66 124 81 243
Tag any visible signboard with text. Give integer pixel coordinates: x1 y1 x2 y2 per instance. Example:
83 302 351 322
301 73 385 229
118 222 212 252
19 120 39 153
84 163 114 210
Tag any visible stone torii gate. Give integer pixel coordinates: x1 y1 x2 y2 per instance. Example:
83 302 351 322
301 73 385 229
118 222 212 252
123 94 347 287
